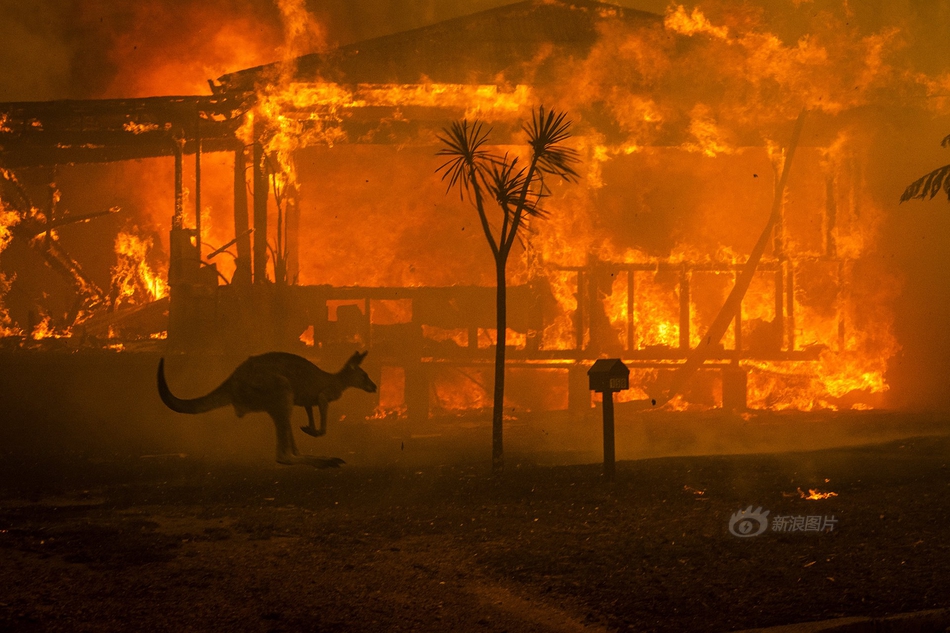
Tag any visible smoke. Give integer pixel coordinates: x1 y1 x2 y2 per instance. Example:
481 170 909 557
0 0 284 100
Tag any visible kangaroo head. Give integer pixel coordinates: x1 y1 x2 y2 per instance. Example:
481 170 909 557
343 351 377 393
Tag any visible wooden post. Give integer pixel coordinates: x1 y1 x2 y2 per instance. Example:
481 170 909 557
173 134 184 230
232 145 252 284
286 184 299 284
602 390 616 481
575 270 587 351
786 262 795 351
588 359 628 482
626 270 635 353
679 267 690 351
194 111 202 257
252 138 268 284
775 266 784 350
734 293 743 355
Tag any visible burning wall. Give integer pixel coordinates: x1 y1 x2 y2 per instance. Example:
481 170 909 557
2 0 949 416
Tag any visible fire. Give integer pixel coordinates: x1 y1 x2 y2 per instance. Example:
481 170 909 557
31 315 68 340
122 121 161 134
373 366 408 420
664 6 729 40
111 229 169 309
423 326 469 349
431 366 492 414
4 0 942 419
0 204 22 337
798 487 838 500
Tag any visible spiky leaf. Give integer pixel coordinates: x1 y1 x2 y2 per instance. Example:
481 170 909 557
486 154 545 219
901 164 950 203
524 106 580 182
436 120 492 200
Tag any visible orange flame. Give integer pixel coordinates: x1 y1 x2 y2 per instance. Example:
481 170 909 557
798 487 838 500
111 229 169 309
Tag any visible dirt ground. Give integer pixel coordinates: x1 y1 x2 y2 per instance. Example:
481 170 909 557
2 430 950 633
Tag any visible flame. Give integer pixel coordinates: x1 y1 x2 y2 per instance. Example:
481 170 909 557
122 121 160 134
31 315 68 340
111 229 169 309
424 326 469 349
0 204 22 337
664 6 730 40
798 487 838 500
373 365 408 420
682 104 735 158
2 0 930 418
432 366 492 415
477 328 527 350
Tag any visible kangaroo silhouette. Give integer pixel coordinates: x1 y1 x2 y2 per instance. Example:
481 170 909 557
157 351 377 467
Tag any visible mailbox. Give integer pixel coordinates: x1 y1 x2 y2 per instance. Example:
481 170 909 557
587 358 630 392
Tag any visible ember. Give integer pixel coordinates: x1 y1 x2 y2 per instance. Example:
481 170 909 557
797 487 840 501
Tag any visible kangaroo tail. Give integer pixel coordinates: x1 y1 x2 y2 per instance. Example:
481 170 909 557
157 358 232 414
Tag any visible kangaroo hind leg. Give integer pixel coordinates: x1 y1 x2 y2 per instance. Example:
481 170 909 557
270 392 344 468
269 389 300 465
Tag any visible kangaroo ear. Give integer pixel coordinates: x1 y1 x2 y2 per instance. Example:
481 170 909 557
349 350 368 366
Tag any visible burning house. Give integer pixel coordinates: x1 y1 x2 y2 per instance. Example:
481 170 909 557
0 0 947 430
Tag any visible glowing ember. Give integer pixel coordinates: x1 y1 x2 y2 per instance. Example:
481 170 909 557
798 487 839 500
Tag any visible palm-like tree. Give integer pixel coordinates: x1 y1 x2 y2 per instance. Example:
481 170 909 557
901 134 950 203
437 106 579 472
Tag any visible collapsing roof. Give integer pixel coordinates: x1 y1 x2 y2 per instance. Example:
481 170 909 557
213 0 661 91
0 94 248 169
0 1 662 169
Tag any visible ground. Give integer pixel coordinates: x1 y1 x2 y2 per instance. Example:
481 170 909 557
2 431 950 633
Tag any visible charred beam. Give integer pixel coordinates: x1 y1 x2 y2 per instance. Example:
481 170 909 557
232 146 252 285
252 137 268 284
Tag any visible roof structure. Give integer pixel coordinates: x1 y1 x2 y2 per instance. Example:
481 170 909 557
214 0 661 92
0 1 660 169
0 94 247 169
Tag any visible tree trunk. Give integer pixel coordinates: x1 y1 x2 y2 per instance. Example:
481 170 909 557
492 257 507 473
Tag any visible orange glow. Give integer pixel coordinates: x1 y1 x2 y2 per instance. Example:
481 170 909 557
423 325 469 349
111 229 169 310
31 316 68 340
798 487 839 500
373 365 408 419
664 5 730 40
1 0 929 419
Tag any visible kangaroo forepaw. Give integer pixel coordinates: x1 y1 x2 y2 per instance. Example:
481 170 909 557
299 425 324 437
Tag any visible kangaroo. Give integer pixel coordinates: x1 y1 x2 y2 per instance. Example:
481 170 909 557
157 351 377 467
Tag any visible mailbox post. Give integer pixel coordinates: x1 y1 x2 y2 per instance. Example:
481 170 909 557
587 359 630 481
